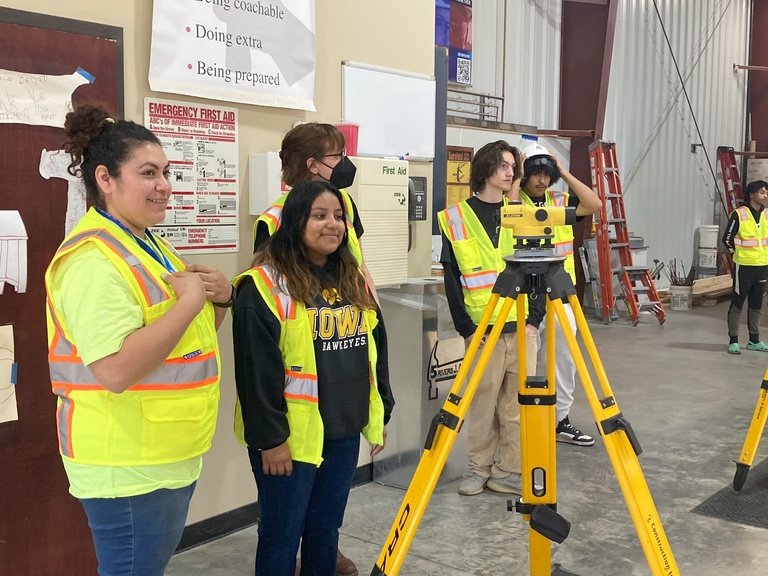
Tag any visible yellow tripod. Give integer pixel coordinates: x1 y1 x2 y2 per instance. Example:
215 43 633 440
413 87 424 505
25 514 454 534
733 365 768 491
370 249 679 575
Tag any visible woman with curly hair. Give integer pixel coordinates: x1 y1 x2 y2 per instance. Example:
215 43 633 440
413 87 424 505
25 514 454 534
45 103 230 575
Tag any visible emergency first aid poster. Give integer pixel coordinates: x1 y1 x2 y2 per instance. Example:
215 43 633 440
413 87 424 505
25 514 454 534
145 97 239 254
149 0 316 111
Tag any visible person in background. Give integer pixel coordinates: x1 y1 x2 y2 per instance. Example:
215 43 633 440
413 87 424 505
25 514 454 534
438 140 539 496
510 143 602 447
722 179 768 354
45 104 230 576
255 122 379 307
233 180 394 576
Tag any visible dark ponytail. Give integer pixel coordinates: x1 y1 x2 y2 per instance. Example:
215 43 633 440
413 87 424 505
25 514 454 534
63 103 160 209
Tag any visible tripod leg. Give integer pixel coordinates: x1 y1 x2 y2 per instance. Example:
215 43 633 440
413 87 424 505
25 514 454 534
517 296 558 576
548 295 679 576
733 368 768 491
371 294 515 576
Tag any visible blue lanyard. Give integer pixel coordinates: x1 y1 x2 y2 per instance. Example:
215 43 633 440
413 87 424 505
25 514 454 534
95 208 176 273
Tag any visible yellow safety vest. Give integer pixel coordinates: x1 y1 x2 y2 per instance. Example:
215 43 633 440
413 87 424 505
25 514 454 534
232 266 385 466
733 206 768 266
45 208 220 466
254 189 363 265
437 199 526 324
519 190 576 282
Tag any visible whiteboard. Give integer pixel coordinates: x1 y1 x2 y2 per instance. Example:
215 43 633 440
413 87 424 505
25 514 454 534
342 61 436 160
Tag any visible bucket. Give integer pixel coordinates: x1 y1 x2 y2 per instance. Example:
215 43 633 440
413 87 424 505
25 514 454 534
335 122 359 157
698 225 719 249
698 248 718 269
698 267 717 279
669 285 693 311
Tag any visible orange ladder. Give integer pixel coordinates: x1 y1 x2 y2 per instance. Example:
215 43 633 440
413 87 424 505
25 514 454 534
717 146 744 214
588 140 666 326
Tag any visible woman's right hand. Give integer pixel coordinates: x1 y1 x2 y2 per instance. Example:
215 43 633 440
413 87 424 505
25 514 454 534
162 271 206 313
261 442 293 476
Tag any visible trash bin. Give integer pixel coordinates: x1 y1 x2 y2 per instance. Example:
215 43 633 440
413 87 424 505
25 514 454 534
374 277 468 489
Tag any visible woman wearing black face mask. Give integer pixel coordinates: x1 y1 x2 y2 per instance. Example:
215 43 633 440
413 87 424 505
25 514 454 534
252 123 375 576
253 122 379 309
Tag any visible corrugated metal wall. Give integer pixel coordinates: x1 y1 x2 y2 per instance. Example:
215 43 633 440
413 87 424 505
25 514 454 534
467 0 749 269
467 0 562 128
504 0 562 127
603 0 751 270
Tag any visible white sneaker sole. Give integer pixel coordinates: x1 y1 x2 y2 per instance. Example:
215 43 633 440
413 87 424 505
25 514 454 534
556 434 595 447
486 478 522 495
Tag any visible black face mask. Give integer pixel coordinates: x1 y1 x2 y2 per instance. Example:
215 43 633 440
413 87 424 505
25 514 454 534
321 156 357 189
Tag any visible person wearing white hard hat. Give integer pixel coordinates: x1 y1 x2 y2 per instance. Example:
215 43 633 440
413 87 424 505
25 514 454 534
438 140 543 497
510 142 601 447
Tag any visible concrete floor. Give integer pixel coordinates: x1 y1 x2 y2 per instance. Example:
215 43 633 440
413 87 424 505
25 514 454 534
167 300 768 575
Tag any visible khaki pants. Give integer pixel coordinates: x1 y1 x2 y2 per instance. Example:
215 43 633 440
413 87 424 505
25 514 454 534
466 331 537 479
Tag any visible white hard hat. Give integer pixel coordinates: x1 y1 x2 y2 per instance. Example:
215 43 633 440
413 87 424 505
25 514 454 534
521 143 551 159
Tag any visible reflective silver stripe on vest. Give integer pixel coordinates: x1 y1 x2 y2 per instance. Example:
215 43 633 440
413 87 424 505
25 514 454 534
444 205 466 241
50 353 218 388
59 229 167 306
461 271 498 290
54 390 74 458
48 302 75 357
554 243 574 256
284 373 319 400
264 204 283 227
738 207 749 222
552 193 566 207
735 238 760 248
260 266 295 321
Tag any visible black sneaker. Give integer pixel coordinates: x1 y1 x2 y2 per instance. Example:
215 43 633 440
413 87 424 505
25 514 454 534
556 416 595 446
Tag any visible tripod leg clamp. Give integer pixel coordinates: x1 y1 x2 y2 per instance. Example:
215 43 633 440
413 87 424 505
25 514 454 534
514 500 571 544
424 409 461 451
599 412 643 456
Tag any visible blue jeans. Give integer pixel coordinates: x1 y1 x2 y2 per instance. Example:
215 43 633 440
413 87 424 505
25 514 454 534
79 483 196 576
250 435 360 576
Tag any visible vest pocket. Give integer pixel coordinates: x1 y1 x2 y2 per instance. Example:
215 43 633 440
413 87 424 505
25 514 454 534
286 402 323 465
453 238 483 275
141 395 211 462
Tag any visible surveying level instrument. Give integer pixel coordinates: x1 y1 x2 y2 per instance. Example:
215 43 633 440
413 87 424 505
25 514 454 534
371 202 679 576
733 365 768 491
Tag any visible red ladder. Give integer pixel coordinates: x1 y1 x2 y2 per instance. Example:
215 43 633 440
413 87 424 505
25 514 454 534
588 140 666 326
718 146 744 214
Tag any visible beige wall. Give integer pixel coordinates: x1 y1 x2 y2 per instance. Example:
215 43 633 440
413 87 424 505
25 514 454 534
7 0 434 523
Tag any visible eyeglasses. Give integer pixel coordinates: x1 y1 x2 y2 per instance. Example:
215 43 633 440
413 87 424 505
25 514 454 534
322 149 347 160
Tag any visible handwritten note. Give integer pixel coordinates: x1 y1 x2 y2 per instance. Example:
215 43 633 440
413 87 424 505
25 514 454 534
0 67 95 128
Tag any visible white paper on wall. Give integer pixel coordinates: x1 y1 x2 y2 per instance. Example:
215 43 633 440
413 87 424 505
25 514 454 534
0 324 18 424
0 67 95 127
0 211 28 295
39 149 87 236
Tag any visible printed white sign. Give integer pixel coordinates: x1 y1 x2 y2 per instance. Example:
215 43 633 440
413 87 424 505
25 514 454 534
0 67 94 127
145 98 239 253
149 0 315 111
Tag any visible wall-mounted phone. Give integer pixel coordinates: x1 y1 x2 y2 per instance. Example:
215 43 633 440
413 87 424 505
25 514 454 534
408 176 427 221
